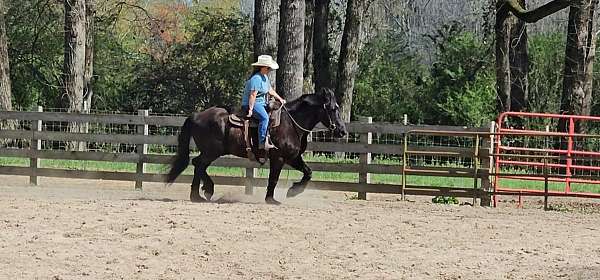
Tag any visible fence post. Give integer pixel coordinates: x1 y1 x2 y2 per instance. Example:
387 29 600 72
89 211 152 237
245 167 256 195
358 116 372 200
29 106 43 186
78 101 89 151
401 115 409 200
472 135 480 205
479 121 495 206
305 131 313 158
135 110 149 190
544 125 550 211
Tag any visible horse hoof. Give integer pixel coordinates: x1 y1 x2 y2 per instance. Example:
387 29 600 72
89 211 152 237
286 186 305 198
190 195 206 203
265 197 281 205
204 192 213 202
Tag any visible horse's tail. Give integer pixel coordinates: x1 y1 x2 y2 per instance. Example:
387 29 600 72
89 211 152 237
166 117 193 184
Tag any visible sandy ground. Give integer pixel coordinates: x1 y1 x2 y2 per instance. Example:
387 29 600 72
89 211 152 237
1 175 600 280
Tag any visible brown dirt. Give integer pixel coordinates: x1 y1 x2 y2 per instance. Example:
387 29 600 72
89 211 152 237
1 175 599 280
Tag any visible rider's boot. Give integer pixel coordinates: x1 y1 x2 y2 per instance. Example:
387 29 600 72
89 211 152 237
260 135 277 150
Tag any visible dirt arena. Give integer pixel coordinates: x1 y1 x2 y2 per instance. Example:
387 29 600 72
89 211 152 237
1 175 599 280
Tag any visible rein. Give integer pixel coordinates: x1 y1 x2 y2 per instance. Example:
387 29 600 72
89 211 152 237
282 104 334 133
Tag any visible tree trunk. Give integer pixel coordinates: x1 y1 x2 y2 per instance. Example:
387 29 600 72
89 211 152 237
509 0 528 112
0 0 12 114
277 0 305 100
335 0 368 122
253 0 279 87
0 0 14 135
559 0 598 133
313 0 331 93
64 0 86 150
64 0 86 113
304 0 314 94
495 2 512 112
83 0 95 111
496 0 570 113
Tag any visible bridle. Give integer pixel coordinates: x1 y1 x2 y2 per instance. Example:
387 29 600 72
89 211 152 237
282 102 338 133
323 104 337 131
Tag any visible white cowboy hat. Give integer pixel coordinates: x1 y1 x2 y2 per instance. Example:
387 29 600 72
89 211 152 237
251 55 279 70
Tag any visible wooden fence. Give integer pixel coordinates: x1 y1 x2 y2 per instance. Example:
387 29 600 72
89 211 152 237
0 109 494 205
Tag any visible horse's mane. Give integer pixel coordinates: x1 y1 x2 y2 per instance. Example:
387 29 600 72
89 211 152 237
284 94 324 112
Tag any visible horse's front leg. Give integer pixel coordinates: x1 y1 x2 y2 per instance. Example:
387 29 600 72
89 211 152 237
265 157 284 205
286 156 312 198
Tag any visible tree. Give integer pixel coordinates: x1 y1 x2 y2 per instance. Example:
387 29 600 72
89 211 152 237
313 0 331 93
427 26 496 127
501 0 597 133
528 33 565 114
335 0 370 122
64 0 86 114
304 0 314 94
353 32 428 123
276 0 304 100
126 10 252 114
0 0 12 114
64 0 86 150
4 0 64 110
496 0 570 112
495 1 512 112
559 0 598 133
509 0 528 112
84 0 95 111
253 0 279 86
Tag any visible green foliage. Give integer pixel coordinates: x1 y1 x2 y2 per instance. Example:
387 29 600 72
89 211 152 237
91 19 144 111
592 38 600 119
6 1 64 110
5 2 250 114
124 9 252 114
353 32 427 123
426 24 496 127
432 196 459 204
435 72 496 127
355 23 496 126
528 32 565 114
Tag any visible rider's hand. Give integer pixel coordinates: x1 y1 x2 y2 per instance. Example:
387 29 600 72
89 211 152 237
246 110 252 117
280 99 286 105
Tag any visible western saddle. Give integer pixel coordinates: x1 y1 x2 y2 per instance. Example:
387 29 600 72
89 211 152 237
228 100 283 163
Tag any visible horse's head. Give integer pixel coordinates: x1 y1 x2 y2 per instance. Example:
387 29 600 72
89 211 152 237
318 88 347 138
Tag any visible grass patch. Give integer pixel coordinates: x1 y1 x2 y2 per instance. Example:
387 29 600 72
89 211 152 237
1 155 598 193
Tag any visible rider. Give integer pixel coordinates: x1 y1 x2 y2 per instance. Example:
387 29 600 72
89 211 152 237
241 55 286 151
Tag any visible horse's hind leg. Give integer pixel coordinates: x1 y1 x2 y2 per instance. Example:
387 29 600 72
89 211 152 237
191 154 217 202
190 160 206 203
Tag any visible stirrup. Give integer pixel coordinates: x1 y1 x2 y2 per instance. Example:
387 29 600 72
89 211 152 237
259 141 277 150
263 135 278 150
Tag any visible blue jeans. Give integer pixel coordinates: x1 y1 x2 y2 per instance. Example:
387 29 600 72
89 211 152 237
243 103 269 144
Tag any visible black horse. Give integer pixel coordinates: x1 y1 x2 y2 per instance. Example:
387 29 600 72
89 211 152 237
165 88 347 204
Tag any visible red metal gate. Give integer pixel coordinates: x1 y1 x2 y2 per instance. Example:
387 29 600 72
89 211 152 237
494 112 600 206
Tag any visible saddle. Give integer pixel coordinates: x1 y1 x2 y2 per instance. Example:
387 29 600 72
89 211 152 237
228 100 283 163
228 100 283 128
